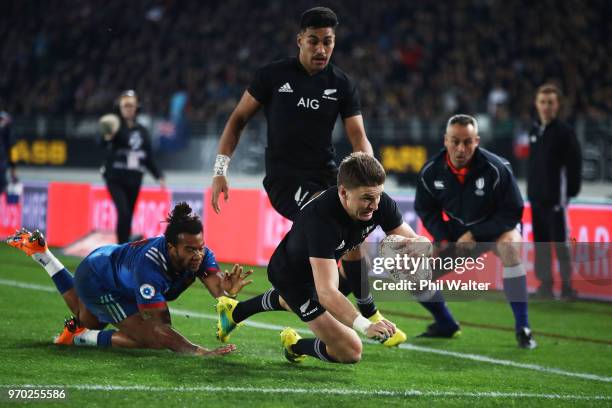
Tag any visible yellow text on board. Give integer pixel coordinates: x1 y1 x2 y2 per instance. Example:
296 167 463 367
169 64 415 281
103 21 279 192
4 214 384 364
11 139 67 165
380 145 427 173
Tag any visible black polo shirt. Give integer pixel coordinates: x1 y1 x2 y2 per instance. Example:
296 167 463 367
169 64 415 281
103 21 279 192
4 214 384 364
527 119 582 207
268 186 403 286
101 121 163 183
248 57 362 178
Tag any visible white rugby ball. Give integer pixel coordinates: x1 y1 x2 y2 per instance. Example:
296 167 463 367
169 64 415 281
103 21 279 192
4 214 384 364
379 234 433 285
99 113 120 135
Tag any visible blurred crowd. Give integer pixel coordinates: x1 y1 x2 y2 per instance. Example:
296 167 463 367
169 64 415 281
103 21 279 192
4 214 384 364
2 0 611 122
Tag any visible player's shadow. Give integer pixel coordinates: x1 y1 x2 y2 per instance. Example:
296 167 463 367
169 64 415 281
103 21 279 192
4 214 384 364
113 349 353 386
12 341 356 388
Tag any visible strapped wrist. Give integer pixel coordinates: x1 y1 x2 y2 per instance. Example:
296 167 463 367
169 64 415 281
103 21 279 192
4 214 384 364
213 154 231 177
352 315 371 335
223 290 237 299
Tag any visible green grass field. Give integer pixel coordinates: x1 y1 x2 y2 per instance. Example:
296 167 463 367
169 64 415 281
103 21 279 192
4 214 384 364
1 245 611 407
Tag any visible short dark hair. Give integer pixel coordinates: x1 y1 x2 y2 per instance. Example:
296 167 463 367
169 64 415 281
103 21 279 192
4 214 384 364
338 152 386 190
164 202 202 245
446 114 478 134
300 7 338 31
536 83 561 101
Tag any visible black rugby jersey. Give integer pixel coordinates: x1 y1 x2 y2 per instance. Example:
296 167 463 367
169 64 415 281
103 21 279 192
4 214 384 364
101 121 163 183
268 186 403 284
248 57 361 178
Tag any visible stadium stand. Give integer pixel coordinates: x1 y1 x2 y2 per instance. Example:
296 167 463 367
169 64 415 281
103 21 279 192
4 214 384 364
2 0 611 121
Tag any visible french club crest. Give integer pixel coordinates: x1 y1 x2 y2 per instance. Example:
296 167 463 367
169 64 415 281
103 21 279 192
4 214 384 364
139 284 156 299
475 177 485 196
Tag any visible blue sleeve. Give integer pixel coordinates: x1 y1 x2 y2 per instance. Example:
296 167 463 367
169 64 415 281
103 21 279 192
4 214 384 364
415 165 450 242
134 255 169 310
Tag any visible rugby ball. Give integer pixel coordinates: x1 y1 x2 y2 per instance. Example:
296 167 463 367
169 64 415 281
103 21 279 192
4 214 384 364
379 235 433 285
99 113 120 135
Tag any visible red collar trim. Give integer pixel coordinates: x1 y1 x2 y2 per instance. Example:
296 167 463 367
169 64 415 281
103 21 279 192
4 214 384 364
446 153 469 183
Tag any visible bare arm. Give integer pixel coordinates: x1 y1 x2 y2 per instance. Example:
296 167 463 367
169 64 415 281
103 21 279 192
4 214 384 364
310 257 395 339
216 91 261 156
343 115 373 155
200 274 224 298
200 264 253 298
387 222 434 257
140 307 234 356
386 222 419 240
211 91 261 213
310 257 358 326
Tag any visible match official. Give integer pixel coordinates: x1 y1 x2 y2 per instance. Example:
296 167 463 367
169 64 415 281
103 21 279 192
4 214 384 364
528 84 582 300
415 114 536 349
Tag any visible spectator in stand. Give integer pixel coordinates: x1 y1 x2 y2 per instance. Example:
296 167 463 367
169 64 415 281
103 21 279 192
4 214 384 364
1 1 610 120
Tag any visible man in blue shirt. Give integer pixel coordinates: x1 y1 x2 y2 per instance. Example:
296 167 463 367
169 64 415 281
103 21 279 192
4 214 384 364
7 202 250 356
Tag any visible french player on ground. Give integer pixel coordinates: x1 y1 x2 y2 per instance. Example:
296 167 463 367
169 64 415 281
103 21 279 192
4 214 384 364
6 202 251 356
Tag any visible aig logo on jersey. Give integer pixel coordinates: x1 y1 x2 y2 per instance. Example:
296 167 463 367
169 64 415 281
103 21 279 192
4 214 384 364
297 97 319 110
139 284 156 299
475 177 485 196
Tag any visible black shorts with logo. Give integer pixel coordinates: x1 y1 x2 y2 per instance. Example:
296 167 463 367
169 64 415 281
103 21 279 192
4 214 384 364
268 265 326 322
263 173 336 221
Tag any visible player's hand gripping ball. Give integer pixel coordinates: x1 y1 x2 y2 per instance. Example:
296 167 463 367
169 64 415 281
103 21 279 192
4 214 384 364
379 235 433 287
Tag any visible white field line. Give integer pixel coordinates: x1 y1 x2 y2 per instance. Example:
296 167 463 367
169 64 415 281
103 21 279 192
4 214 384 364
0 279 56 293
2 278 612 384
0 384 610 401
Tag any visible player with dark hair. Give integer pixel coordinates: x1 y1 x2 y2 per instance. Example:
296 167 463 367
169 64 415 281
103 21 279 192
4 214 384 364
6 202 250 356
210 6 406 346
101 90 166 244
528 84 582 300
415 114 536 349
220 153 428 364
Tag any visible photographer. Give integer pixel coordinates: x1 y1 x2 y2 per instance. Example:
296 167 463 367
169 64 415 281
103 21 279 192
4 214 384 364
100 90 165 243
